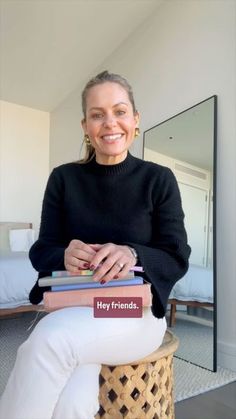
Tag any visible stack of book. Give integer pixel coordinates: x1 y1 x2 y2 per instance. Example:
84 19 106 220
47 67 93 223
39 268 152 311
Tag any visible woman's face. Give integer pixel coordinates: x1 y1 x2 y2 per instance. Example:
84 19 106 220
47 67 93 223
82 82 139 165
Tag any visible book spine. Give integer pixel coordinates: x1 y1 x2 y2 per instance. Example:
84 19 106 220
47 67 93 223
39 272 135 287
52 270 93 277
52 266 144 278
51 278 143 292
43 284 152 310
39 276 93 287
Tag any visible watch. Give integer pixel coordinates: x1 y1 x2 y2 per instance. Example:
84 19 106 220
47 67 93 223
127 246 138 264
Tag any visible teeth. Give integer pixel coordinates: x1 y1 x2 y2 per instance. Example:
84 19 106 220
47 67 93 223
102 134 123 141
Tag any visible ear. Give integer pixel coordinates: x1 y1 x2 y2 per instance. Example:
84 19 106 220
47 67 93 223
134 111 140 127
81 118 87 134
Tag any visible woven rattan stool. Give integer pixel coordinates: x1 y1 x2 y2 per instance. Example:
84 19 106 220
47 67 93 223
95 330 179 419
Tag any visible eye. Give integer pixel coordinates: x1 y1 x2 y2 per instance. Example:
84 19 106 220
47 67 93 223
116 110 126 116
91 113 104 120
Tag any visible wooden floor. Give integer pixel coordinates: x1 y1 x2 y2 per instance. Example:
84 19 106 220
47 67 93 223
175 381 236 419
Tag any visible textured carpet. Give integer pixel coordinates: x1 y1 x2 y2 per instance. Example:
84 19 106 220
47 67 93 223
174 358 236 402
0 312 236 402
171 315 214 370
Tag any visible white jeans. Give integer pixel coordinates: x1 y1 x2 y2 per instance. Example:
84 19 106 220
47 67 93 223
0 307 167 419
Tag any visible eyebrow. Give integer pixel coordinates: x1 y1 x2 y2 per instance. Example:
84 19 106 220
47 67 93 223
88 102 128 111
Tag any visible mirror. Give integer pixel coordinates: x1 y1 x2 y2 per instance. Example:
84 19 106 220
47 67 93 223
143 96 217 371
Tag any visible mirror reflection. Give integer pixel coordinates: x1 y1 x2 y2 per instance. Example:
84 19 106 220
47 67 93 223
143 96 217 371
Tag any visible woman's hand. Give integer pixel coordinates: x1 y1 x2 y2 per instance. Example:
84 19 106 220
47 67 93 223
89 243 137 283
64 239 96 272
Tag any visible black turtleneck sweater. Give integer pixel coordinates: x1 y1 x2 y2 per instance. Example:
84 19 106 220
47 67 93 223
29 153 191 318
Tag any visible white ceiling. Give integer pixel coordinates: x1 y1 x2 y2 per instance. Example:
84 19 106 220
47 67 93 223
0 0 162 111
143 97 216 171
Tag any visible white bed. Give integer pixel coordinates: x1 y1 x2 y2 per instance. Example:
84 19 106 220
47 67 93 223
0 222 42 316
168 264 214 326
0 223 214 320
169 264 213 303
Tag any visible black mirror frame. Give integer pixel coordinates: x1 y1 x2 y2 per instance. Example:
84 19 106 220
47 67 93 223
142 95 217 372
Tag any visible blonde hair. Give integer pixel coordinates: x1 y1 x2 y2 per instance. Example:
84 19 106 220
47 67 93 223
79 70 137 164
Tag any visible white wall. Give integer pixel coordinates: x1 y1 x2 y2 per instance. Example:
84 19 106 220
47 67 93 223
0 101 50 235
50 88 83 169
50 1 236 370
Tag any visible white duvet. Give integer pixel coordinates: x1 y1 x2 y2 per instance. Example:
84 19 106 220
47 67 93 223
0 255 213 309
0 252 38 308
170 264 213 303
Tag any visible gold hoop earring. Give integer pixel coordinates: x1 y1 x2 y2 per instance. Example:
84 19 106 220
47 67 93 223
84 134 91 145
135 127 140 138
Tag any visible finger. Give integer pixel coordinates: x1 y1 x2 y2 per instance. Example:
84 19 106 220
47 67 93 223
114 263 132 280
70 248 96 263
101 262 127 283
65 240 97 272
65 265 79 273
71 240 96 256
93 258 128 282
105 260 133 283
89 244 103 250
108 252 136 280
90 244 121 270
92 255 120 281
65 246 96 267
65 255 88 271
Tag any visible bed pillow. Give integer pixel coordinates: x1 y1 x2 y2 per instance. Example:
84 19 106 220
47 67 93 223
9 229 35 252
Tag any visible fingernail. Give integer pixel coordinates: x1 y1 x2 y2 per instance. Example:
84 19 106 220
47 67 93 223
114 275 119 279
100 280 106 285
90 265 95 270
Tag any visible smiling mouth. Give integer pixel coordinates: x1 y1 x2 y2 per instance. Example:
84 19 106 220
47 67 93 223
101 133 124 142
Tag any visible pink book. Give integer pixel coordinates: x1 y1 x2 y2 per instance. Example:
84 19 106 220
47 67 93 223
43 284 152 311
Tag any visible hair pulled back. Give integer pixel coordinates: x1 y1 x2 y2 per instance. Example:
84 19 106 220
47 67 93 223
79 71 137 163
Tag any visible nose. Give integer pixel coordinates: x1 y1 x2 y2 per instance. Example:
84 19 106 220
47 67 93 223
103 114 117 128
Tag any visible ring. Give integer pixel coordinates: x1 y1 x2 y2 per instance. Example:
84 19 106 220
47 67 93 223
116 262 124 270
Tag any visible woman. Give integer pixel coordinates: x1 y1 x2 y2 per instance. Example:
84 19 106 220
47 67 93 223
0 71 190 419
